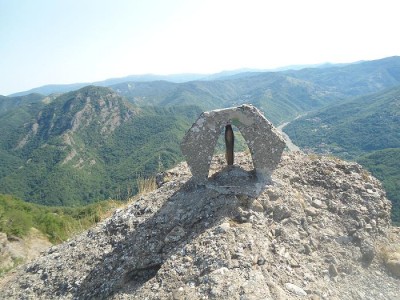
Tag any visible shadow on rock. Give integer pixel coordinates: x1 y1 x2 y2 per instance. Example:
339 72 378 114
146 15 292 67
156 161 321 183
76 166 268 299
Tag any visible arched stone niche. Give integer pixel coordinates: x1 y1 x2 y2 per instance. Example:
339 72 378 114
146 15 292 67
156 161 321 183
180 104 286 182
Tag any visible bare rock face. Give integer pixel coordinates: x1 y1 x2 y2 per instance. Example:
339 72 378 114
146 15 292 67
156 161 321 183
386 252 400 276
0 229 52 275
1 152 399 300
383 238 400 277
0 233 14 271
181 105 286 182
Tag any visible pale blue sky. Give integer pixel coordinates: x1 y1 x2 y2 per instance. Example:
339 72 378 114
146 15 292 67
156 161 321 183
1 0 399 95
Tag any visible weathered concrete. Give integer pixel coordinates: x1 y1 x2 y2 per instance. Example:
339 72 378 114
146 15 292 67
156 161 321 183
180 104 286 182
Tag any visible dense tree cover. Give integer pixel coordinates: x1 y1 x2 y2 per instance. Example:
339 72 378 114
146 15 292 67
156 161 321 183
0 93 46 115
0 194 120 243
112 74 338 125
111 56 400 125
1 56 400 222
284 85 400 158
0 87 202 206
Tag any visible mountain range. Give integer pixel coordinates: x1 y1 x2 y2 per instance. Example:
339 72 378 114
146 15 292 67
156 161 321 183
0 86 200 205
7 61 355 98
0 56 400 222
6 57 400 125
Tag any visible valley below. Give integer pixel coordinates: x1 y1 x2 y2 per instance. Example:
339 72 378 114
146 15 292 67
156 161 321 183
1 56 400 285
276 117 303 152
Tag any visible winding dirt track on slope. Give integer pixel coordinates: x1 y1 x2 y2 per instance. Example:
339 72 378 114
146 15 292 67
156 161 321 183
277 121 300 152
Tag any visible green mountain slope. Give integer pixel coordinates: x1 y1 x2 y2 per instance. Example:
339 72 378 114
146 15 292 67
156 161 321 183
0 86 201 206
6 56 400 128
0 193 120 276
358 149 400 224
0 93 48 116
111 73 337 125
283 85 400 158
2 56 400 218
111 56 400 125
0 194 120 244
284 85 400 222
286 56 400 96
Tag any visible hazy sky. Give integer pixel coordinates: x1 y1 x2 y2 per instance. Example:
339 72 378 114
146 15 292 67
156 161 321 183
1 0 399 95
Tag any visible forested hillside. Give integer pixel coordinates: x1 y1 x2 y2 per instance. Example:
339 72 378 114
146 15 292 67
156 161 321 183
1 56 400 223
0 86 201 206
284 85 400 157
285 55 400 96
0 93 47 115
111 74 333 125
111 56 400 125
284 85 400 223
8 57 400 125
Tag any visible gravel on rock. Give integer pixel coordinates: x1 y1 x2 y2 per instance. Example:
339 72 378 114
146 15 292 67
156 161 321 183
1 152 399 300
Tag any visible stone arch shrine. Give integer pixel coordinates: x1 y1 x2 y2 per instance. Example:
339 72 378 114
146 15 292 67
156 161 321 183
180 104 286 182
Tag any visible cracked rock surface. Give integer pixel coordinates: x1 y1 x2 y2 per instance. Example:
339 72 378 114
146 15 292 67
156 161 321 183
1 152 399 299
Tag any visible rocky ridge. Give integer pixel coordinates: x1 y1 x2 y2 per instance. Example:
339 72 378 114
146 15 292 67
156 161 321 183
1 152 399 299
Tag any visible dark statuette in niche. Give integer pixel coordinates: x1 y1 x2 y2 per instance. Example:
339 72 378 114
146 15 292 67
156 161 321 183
225 124 234 165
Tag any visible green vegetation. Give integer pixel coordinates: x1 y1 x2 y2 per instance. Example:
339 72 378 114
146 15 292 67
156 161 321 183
284 85 400 223
0 93 46 116
0 194 120 243
1 56 400 223
287 56 400 97
358 149 400 225
284 85 400 158
212 125 249 156
112 74 337 125
112 56 400 125
0 87 202 206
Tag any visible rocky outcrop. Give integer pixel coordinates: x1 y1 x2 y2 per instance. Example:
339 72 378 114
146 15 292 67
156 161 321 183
14 86 136 166
1 152 399 299
385 250 400 277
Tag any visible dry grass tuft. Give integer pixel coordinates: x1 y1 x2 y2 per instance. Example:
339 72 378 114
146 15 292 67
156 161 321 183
136 176 157 195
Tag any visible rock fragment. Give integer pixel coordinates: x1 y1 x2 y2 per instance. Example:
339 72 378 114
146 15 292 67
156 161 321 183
385 251 400 277
284 283 307 296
